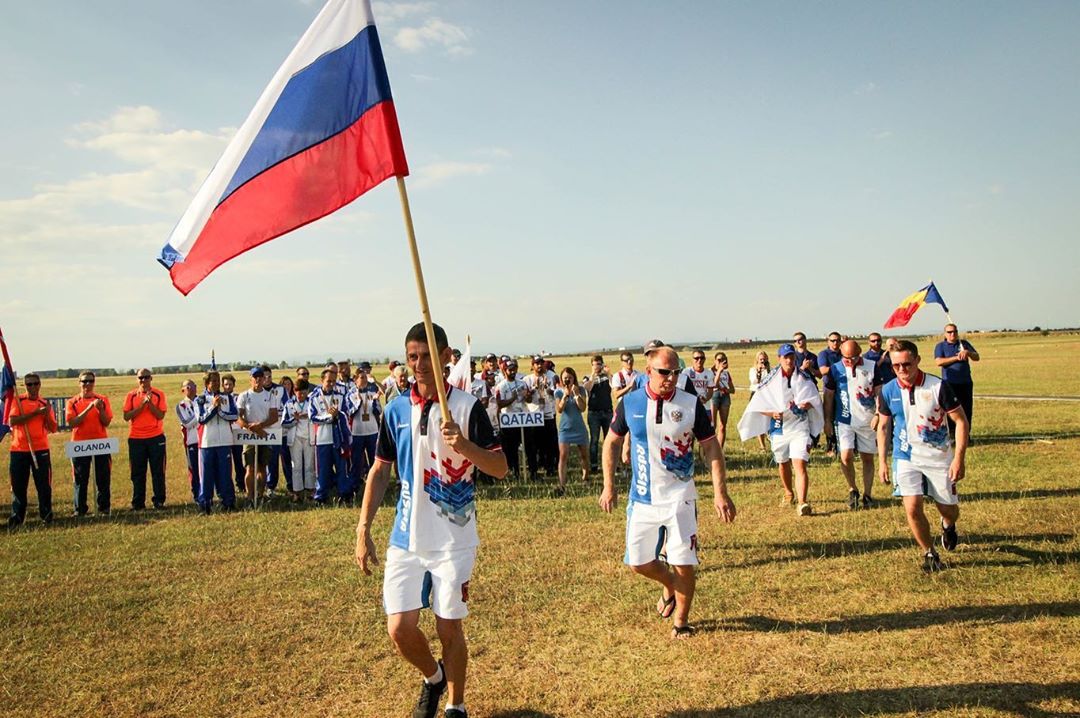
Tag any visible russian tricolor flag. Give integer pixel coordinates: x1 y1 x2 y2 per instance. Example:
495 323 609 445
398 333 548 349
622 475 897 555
159 0 408 295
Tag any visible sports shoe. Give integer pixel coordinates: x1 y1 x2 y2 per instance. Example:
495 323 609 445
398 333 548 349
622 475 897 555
412 662 446 718
797 502 813 517
780 492 795 506
445 709 469 718
940 520 958 551
922 550 945 573
847 489 860 510
861 495 874 510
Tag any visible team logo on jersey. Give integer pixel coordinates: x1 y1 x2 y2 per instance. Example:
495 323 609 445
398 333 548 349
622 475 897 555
422 451 476 526
670 408 684 422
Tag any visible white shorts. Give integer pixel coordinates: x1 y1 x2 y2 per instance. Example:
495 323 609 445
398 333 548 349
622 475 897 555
770 427 811 463
625 499 698 567
382 545 476 619
837 423 877 454
894 459 958 506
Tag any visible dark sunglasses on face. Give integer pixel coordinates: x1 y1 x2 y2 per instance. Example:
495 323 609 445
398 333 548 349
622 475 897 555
25 381 40 387
892 362 914 369
654 367 678 377
80 379 95 384
138 375 152 380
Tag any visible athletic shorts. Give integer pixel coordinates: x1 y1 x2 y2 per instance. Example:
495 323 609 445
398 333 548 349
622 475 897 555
383 545 476 619
770 427 811 463
837 423 877 454
242 445 271 467
712 393 731 409
894 458 958 506
624 499 698 567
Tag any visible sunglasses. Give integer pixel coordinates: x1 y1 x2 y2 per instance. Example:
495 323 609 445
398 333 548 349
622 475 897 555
25 381 40 387
654 367 678 377
692 356 705 361
892 362 915 369
80 379 95 384
138 375 152 380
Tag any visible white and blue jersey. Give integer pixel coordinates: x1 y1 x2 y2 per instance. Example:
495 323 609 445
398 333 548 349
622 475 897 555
375 385 501 553
195 392 239 448
345 384 381 437
823 359 882 429
308 385 349 447
878 372 961 468
610 385 715 506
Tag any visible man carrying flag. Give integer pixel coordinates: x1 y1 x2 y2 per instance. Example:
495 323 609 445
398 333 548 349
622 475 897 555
8 373 58 527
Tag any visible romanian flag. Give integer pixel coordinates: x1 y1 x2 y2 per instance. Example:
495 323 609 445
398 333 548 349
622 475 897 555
883 282 950 329
158 0 409 295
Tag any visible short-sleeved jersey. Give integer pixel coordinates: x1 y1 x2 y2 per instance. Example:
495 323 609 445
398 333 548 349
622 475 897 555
522 372 556 419
196 392 239 448
584 372 613 413
878 372 961 467
611 369 639 392
123 388 167 439
823 359 881 428
610 385 715 506
375 385 501 553
680 368 714 398
9 396 56 452
817 347 842 374
237 389 281 428
934 339 977 384
66 394 112 441
285 396 312 444
495 377 528 414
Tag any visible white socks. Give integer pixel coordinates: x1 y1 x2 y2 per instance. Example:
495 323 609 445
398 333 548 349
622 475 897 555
424 664 444 685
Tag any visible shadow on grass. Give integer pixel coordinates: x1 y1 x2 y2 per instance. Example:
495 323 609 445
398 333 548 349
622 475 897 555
970 430 1080 446
489 711 559 718
964 486 1080 502
706 532 1076 569
698 600 1079 635
666 680 1080 717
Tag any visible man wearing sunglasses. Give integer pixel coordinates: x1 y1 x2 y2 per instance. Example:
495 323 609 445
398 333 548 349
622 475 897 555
8 373 58 526
123 369 168 510
877 340 969 573
66 371 114 516
933 324 980 437
823 341 883 510
600 346 736 639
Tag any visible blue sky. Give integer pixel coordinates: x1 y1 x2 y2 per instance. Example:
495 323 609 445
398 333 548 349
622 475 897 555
3 1 1078 370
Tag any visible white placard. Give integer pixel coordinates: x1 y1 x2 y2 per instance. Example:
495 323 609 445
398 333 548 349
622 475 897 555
64 437 120 459
234 429 281 445
499 411 545 429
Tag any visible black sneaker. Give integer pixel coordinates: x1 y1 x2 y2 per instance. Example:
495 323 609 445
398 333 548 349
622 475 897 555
412 662 446 718
922 550 945 573
940 520 958 551
445 710 468 718
861 495 874 510
847 489 860 510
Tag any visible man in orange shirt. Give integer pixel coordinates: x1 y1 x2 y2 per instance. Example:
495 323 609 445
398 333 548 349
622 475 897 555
8 372 58 526
65 370 114 516
123 369 168 510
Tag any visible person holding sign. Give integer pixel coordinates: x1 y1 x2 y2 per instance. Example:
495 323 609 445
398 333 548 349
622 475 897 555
236 367 280 505
8 373 58 526
599 347 736 639
522 355 558 481
495 359 527 481
123 369 168 510
66 370 113 516
355 322 506 718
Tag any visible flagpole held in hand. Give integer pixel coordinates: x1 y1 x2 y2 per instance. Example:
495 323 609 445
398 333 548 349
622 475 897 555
396 176 450 424
0 330 38 470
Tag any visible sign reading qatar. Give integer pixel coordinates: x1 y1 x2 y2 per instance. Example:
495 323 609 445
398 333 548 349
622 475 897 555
64 437 121 459
499 411 544 429
234 429 281 445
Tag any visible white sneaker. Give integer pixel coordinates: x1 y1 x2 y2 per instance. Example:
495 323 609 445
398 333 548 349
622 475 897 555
797 502 813 516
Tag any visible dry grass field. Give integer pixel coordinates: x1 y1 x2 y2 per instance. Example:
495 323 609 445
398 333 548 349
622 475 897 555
2 332 1078 717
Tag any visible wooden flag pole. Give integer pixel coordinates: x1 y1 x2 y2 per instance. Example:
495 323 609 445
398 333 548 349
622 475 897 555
396 176 451 423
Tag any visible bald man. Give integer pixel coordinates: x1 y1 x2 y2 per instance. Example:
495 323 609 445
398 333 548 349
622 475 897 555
600 346 736 639
823 340 885 509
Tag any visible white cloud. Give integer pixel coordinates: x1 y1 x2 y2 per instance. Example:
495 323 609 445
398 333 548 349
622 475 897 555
373 1 436 24
411 160 492 189
476 147 512 159
394 18 471 56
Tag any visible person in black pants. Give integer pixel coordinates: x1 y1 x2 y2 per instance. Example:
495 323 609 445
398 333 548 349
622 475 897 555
66 370 115 515
8 373 58 526
123 369 168 509
582 355 612 473
934 324 980 438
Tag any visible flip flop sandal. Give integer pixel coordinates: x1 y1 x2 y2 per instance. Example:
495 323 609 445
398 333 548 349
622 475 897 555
671 624 696 639
657 593 676 618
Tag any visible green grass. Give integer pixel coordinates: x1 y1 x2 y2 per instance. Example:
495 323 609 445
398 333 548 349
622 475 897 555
2 333 1079 717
